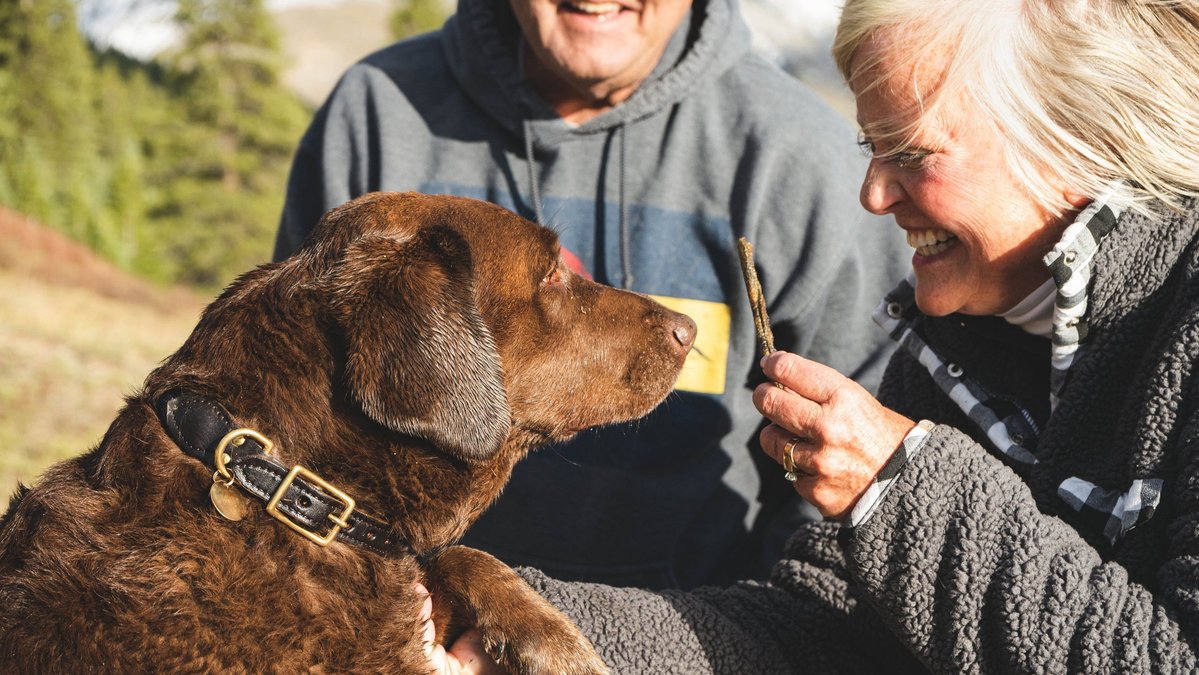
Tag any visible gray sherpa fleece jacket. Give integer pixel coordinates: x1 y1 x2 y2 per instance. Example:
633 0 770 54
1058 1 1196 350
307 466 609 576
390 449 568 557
523 199 1199 672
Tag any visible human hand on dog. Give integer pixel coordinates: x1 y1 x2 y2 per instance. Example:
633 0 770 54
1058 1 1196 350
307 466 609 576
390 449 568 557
754 351 916 520
429 630 505 675
417 583 507 675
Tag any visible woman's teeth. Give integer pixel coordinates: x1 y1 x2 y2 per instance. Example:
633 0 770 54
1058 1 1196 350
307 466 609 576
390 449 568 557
566 1 623 14
906 229 957 256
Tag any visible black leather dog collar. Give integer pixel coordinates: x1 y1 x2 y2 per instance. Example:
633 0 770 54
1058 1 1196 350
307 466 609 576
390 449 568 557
156 391 410 557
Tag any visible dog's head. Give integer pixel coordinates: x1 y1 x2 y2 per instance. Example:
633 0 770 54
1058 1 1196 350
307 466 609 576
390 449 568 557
139 191 692 552
298 192 694 463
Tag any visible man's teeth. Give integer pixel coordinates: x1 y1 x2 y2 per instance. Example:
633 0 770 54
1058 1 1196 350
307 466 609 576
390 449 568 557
569 1 623 13
906 229 957 256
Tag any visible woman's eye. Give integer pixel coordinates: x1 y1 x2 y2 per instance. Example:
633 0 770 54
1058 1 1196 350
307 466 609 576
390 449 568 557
858 131 932 170
893 151 931 170
856 133 874 158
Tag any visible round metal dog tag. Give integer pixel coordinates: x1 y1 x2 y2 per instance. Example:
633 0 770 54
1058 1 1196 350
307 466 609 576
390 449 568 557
209 481 249 521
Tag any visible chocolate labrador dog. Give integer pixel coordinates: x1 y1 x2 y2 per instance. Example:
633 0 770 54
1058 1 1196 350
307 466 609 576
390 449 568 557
0 192 695 673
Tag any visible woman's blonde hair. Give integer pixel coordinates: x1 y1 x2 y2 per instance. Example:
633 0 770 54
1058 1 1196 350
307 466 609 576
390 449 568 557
833 0 1199 216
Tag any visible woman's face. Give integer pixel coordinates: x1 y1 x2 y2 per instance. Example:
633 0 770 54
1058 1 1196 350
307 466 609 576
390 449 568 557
850 39 1075 317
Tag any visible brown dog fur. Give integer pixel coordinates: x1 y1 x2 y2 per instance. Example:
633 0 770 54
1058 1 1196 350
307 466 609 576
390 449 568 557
0 192 694 673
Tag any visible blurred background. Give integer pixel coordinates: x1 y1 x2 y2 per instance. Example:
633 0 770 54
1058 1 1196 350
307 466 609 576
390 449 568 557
0 0 850 497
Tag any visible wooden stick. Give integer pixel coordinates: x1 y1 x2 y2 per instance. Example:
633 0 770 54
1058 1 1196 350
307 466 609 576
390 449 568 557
737 237 776 359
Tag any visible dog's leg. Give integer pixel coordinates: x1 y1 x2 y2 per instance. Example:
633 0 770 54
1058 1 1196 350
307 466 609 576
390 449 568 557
424 545 609 675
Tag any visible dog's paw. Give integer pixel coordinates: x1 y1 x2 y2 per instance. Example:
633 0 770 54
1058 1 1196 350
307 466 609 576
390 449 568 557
424 546 609 675
479 612 609 675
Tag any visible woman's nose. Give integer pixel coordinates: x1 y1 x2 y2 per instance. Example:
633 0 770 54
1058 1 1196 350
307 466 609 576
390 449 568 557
859 159 905 215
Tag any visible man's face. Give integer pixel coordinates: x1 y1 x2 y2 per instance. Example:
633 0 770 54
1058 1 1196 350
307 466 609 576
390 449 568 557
509 0 692 105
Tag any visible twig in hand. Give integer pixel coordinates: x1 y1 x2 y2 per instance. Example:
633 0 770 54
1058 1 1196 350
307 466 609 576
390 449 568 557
737 237 776 359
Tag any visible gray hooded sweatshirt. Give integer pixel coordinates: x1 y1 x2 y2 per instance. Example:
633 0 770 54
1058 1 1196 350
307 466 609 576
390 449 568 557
274 0 909 589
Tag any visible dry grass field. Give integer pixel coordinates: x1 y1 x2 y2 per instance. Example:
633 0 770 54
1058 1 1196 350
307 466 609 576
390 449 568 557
0 209 208 499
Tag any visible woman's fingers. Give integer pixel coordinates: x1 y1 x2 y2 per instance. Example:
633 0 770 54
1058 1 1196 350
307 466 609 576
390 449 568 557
753 379 823 434
754 351 861 436
764 425 819 483
753 351 918 518
760 423 813 476
762 351 848 404
447 629 508 675
414 582 436 657
415 582 508 674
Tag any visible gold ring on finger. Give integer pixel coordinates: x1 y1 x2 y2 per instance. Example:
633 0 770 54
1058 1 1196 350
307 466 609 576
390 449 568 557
782 436 804 482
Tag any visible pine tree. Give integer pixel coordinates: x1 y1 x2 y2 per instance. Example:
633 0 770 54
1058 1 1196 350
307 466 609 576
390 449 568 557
8 136 54 225
160 0 309 288
0 0 310 290
0 0 100 240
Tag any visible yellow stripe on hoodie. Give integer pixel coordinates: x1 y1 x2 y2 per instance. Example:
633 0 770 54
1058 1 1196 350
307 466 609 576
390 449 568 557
649 295 729 395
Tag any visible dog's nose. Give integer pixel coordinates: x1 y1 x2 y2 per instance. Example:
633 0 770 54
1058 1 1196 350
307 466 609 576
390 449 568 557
670 314 697 353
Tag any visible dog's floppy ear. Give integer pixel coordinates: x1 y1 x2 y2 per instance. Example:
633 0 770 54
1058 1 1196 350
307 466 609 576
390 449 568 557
332 226 509 461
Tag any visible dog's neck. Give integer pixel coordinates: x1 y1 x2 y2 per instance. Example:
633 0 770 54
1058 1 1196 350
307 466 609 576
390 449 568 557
139 274 536 557
149 387 534 557
155 391 421 557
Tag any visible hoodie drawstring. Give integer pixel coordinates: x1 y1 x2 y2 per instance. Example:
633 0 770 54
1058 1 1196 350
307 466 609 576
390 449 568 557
522 118 547 227
521 119 634 290
617 124 633 290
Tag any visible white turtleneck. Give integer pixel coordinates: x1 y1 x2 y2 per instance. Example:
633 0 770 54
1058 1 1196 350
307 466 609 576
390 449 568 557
999 277 1056 338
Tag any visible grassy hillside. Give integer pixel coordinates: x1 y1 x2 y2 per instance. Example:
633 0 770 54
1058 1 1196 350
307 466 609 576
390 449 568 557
0 208 207 498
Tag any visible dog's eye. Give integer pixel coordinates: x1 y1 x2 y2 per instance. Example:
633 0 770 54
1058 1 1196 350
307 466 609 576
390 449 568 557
543 266 563 287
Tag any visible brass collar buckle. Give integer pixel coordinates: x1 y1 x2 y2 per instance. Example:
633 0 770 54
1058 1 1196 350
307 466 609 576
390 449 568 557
214 428 273 485
156 391 406 555
217 428 358 547
265 465 357 547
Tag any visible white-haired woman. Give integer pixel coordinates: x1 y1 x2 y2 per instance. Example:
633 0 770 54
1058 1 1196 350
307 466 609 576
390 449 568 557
431 1 1199 672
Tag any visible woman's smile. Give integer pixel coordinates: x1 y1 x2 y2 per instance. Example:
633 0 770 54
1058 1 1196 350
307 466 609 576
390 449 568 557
906 228 957 257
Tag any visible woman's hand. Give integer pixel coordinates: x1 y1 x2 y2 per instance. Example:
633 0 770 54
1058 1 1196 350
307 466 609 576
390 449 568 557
417 583 508 675
428 629 507 675
754 351 916 520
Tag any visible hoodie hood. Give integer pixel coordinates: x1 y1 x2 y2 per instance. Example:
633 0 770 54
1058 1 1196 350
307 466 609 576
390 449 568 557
441 0 752 145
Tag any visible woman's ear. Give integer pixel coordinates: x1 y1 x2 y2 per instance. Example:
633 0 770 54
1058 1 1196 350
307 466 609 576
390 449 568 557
1064 189 1092 209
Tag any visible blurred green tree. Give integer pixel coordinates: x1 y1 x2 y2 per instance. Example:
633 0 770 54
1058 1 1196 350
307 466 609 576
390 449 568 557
0 0 101 242
158 0 309 288
0 0 309 291
390 0 447 40
93 50 180 282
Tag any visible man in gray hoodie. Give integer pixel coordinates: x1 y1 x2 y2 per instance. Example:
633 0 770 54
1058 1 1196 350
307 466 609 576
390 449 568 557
274 0 908 590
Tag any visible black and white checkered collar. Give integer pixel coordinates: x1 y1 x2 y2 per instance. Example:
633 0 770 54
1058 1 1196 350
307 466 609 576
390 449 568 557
874 182 1127 415
1042 183 1126 409
871 184 1164 545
